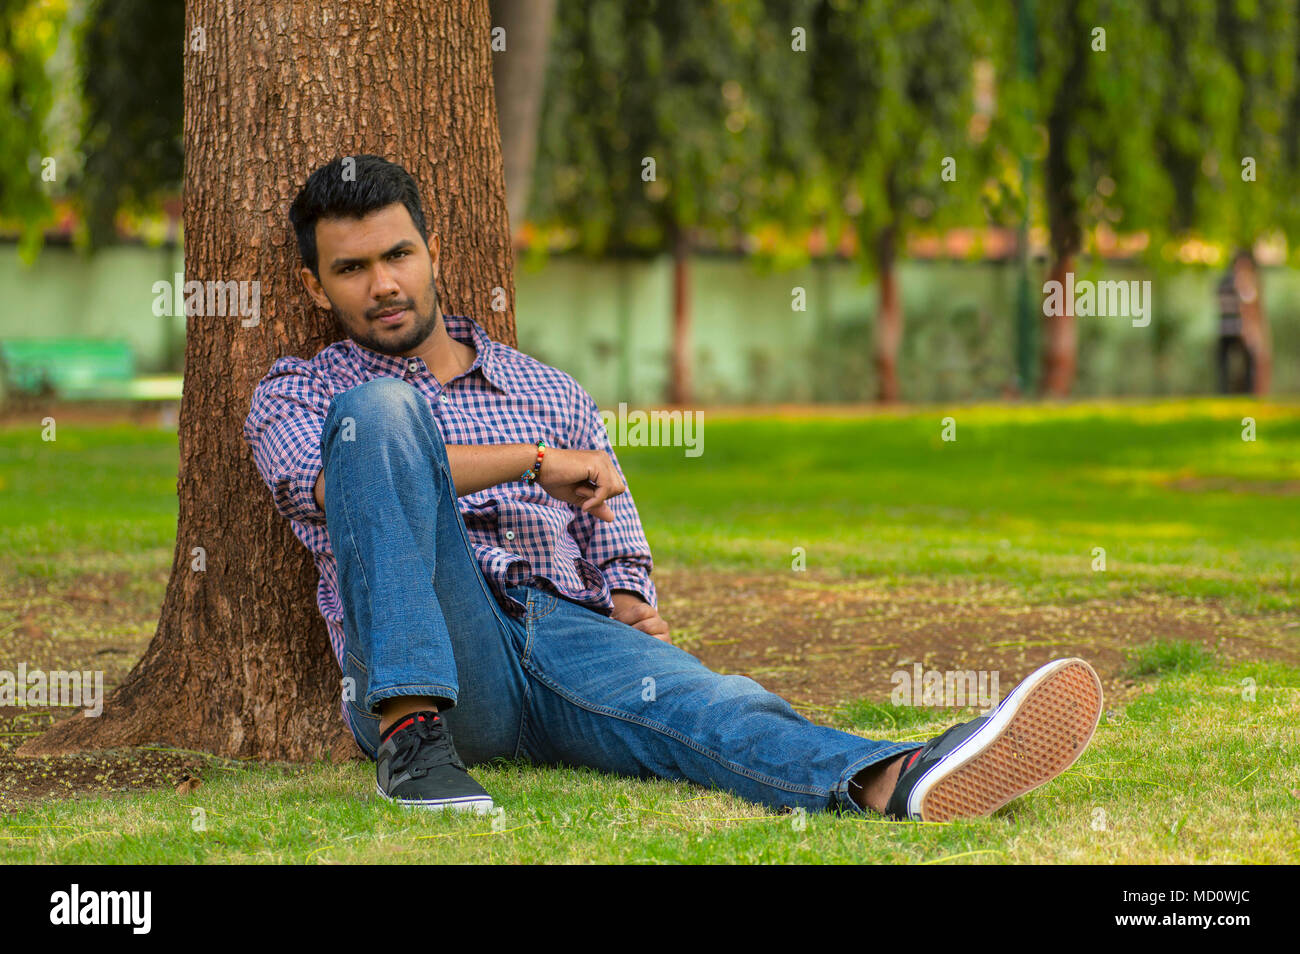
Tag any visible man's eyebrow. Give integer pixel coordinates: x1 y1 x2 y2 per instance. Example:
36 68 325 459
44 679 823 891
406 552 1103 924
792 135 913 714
328 239 418 272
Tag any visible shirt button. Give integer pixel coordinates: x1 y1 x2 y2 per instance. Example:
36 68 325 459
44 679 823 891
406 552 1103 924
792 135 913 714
407 360 419 373
439 394 449 404
504 530 515 541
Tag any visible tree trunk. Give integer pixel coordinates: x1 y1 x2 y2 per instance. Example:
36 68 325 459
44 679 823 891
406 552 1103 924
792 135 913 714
1040 1 1083 399
1238 256 1272 395
489 0 557 235
20 0 516 761
669 223 693 405
874 225 902 403
1040 254 1076 397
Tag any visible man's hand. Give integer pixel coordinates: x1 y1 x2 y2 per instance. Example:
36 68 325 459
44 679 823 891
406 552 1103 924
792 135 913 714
611 590 671 643
537 448 627 522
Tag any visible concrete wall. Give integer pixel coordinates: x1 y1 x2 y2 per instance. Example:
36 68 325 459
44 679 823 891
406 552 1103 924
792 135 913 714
2 242 1296 403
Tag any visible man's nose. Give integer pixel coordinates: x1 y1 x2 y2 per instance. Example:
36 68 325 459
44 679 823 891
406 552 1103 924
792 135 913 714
370 262 401 299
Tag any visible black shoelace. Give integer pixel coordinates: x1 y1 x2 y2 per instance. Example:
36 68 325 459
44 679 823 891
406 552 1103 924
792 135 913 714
390 719 464 779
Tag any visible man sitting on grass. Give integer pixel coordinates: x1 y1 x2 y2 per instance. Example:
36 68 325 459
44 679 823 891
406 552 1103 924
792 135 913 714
244 154 1104 822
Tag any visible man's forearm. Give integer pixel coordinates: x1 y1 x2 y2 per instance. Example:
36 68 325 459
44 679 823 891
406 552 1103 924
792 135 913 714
313 443 538 511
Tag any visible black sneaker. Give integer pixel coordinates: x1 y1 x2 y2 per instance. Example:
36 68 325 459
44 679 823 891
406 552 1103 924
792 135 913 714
375 711 494 813
885 657 1103 822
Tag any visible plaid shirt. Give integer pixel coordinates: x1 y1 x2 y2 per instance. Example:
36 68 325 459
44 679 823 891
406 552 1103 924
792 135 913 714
243 314 657 671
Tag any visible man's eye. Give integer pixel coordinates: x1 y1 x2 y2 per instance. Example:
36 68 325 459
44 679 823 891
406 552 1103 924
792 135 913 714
391 250 409 259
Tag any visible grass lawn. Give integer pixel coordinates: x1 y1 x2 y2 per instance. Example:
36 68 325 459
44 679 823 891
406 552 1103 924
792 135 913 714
1 397 1297 863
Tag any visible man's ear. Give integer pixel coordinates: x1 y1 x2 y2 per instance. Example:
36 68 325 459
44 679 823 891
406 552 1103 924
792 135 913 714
298 265 332 310
426 231 440 281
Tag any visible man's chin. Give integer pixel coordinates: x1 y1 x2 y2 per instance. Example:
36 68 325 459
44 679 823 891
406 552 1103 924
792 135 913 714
338 309 435 355
352 331 420 355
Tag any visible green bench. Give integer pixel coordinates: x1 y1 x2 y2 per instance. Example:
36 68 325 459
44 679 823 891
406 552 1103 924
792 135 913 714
0 339 183 403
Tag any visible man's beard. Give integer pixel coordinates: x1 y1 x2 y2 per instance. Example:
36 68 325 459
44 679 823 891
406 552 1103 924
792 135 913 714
336 275 440 356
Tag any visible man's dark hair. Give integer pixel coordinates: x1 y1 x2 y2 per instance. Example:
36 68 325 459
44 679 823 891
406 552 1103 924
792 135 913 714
289 154 428 276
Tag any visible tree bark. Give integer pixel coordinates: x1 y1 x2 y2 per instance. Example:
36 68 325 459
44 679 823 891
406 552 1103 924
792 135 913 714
1040 0 1083 398
1040 254 1076 397
20 0 516 761
668 223 693 405
489 0 557 235
1238 256 1271 395
874 225 902 403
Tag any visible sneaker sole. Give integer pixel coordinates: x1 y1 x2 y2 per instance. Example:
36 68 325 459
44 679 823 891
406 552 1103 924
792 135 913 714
375 783 495 813
909 657 1103 823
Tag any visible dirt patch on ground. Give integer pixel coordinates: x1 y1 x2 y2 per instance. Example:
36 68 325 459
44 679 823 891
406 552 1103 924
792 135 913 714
1163 476 1300 496
0 567 208 814
656 569 1300 720
2 565 1297 814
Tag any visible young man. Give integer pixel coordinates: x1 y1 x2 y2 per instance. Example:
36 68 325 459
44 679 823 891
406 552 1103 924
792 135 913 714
244 154 1104 822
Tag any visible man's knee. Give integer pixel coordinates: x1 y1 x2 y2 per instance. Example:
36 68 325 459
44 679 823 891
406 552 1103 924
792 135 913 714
331 377 423 422
323 378 445 454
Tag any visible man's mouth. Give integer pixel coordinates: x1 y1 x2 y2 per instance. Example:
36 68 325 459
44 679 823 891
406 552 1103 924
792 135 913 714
373 306 408 325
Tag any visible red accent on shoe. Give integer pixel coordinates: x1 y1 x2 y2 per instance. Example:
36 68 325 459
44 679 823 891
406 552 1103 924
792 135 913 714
381 711 440 743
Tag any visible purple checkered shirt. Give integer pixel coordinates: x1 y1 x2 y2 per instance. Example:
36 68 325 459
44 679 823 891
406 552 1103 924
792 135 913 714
243 314 657 673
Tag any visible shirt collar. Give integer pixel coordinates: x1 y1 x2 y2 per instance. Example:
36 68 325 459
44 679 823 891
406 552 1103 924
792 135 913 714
346 313 509 393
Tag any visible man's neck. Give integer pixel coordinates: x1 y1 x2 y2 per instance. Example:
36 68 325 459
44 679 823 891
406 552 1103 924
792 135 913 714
408 311 475 384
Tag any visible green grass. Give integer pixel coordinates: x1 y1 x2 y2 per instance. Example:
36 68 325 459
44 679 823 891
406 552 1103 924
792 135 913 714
837 698 964 733
1123 639 1219 678
2 397 1298 608
0 397 1297 862
1 660 1295 863
621 398 1300 612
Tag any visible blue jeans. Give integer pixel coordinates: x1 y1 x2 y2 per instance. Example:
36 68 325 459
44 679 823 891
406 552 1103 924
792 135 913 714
321 377 917 815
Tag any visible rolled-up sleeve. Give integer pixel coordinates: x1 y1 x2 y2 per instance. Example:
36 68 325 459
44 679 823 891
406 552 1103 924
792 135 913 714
243 356 331 527
566 382 657 609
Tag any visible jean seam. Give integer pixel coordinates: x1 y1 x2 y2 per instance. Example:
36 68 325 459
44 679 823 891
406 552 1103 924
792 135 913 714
833 743 924 815
513 677 533 760
441 455 518 635
330 429 380 664
350 720 378 761
523 666 828 799
366 682 459 712
348 702 380 722
521 591 560 666
530 591 559 622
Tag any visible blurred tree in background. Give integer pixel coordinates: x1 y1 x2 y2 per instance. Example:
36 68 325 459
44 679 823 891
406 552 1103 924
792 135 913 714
804 0 996 402
77 0 182 248
0 0 64 260
529 0 816 404
5 0 1300 399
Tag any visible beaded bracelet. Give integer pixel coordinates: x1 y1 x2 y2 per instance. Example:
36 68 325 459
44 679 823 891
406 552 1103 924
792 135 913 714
520 439 547 482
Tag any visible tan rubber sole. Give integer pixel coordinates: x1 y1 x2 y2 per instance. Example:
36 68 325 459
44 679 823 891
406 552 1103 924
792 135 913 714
916 658 1103 823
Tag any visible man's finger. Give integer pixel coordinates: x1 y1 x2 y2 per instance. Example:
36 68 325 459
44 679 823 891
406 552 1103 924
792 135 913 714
622 603 654 623
634 616 668 636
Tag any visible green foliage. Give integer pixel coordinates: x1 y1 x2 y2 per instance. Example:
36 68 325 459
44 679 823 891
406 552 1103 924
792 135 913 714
0 0 63 260
76 0 182 248
1003 0 1300 264
530 0 818 258
805 0 997 275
